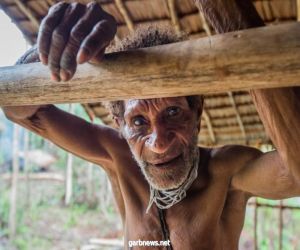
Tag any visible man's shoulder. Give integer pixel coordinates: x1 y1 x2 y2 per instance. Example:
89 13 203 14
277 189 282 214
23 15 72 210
210 144 262 160
97 125 130 152
205 145 262 176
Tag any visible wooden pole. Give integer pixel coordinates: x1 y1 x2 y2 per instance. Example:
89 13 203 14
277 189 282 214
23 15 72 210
65 104 74 205
115 0 134 32
1 23 300 106
297 0 300 22
9 124 20 240
167 0 181 35
86 162 94 204
23 129 31 208
14 0 40 31
1 172 65 182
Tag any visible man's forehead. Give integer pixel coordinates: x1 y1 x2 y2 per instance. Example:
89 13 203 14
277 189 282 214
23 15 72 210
124 97 188 112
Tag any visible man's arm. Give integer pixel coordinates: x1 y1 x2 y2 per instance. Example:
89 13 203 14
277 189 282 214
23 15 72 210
232 88 300 198
231 147 300 199
2 2 120 169
195 0 264 33
3 104 117 169
195 0 300 197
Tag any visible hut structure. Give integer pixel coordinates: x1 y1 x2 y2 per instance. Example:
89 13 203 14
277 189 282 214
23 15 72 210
0 0 299 249
1 0 299 147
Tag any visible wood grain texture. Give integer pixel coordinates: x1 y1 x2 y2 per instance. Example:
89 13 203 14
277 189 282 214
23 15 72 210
0 23 300 106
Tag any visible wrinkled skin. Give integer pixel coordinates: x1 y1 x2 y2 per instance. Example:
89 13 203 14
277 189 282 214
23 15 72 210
37 1 116 81
3 1 300 249
122 98 200 190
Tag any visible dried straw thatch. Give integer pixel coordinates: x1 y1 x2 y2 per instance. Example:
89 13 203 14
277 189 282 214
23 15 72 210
0 0 298 147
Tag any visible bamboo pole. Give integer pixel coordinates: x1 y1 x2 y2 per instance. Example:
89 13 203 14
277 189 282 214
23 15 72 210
198 9 212 36
167 0 181 35
9 124 20 240
65 104 74 205
14 0 40 31
1 23 300 106
297 0 300 22
115 0 134 32
1 173 65 182
23 129 30 208
254 198 258 250
202 110 216 144
227 92 247 143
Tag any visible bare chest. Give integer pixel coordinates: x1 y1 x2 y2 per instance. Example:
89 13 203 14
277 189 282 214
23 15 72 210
123 179 247 250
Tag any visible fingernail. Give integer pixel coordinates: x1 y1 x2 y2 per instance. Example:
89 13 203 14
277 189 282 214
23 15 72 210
39 53 48 65
60 69 70 82
51 73 60 82
77 48 89 64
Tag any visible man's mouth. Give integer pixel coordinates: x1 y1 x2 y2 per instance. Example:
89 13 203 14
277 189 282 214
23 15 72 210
150 154 183 168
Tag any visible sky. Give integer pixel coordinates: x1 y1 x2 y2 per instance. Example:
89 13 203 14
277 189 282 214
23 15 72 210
0 9 28 67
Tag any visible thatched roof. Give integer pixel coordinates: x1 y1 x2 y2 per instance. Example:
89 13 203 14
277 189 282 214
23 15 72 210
0 0 298 147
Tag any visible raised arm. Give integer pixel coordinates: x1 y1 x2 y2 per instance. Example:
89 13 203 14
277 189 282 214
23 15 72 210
2 1 121 169
195 0 300 198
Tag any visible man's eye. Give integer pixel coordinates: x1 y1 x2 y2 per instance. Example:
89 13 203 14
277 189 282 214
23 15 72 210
166 106 181 117
132 116 147 126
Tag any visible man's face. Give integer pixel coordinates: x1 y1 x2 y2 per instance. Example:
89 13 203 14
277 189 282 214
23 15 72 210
121 97 200 190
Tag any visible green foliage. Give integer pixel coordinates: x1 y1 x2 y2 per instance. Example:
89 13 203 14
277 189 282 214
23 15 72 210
64 204 89 229
13 233 52 250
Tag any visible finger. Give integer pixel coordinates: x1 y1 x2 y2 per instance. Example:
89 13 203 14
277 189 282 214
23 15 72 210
59 2 103 81
77 19 116 64
48 3 86 81
37 2 69 65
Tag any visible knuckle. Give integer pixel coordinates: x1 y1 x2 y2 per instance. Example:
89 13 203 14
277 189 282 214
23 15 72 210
87 1 103 17
49 2 69 14
68 41 80 55
71 2 85 9
52 28 67 44
94 20 115 37
93 20 109 32
40 17 56 34
48 2 63 12
70 20 87 38
41 14 55 29
82 37 97 50
87 1 99 10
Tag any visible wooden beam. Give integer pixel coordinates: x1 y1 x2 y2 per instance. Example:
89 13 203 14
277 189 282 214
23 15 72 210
227 92 247 143
1 173 65 182
14 0 40 31
1 23 300 106
167 0 181 35
115 0 134 32
297 0 300 22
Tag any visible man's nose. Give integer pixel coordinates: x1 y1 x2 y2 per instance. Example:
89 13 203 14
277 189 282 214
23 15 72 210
145 126 175 154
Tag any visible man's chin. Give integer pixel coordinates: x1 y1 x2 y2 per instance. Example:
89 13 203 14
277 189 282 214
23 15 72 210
142 160 192 190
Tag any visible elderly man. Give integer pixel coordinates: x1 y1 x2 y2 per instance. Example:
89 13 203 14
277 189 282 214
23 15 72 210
2 0 300 249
